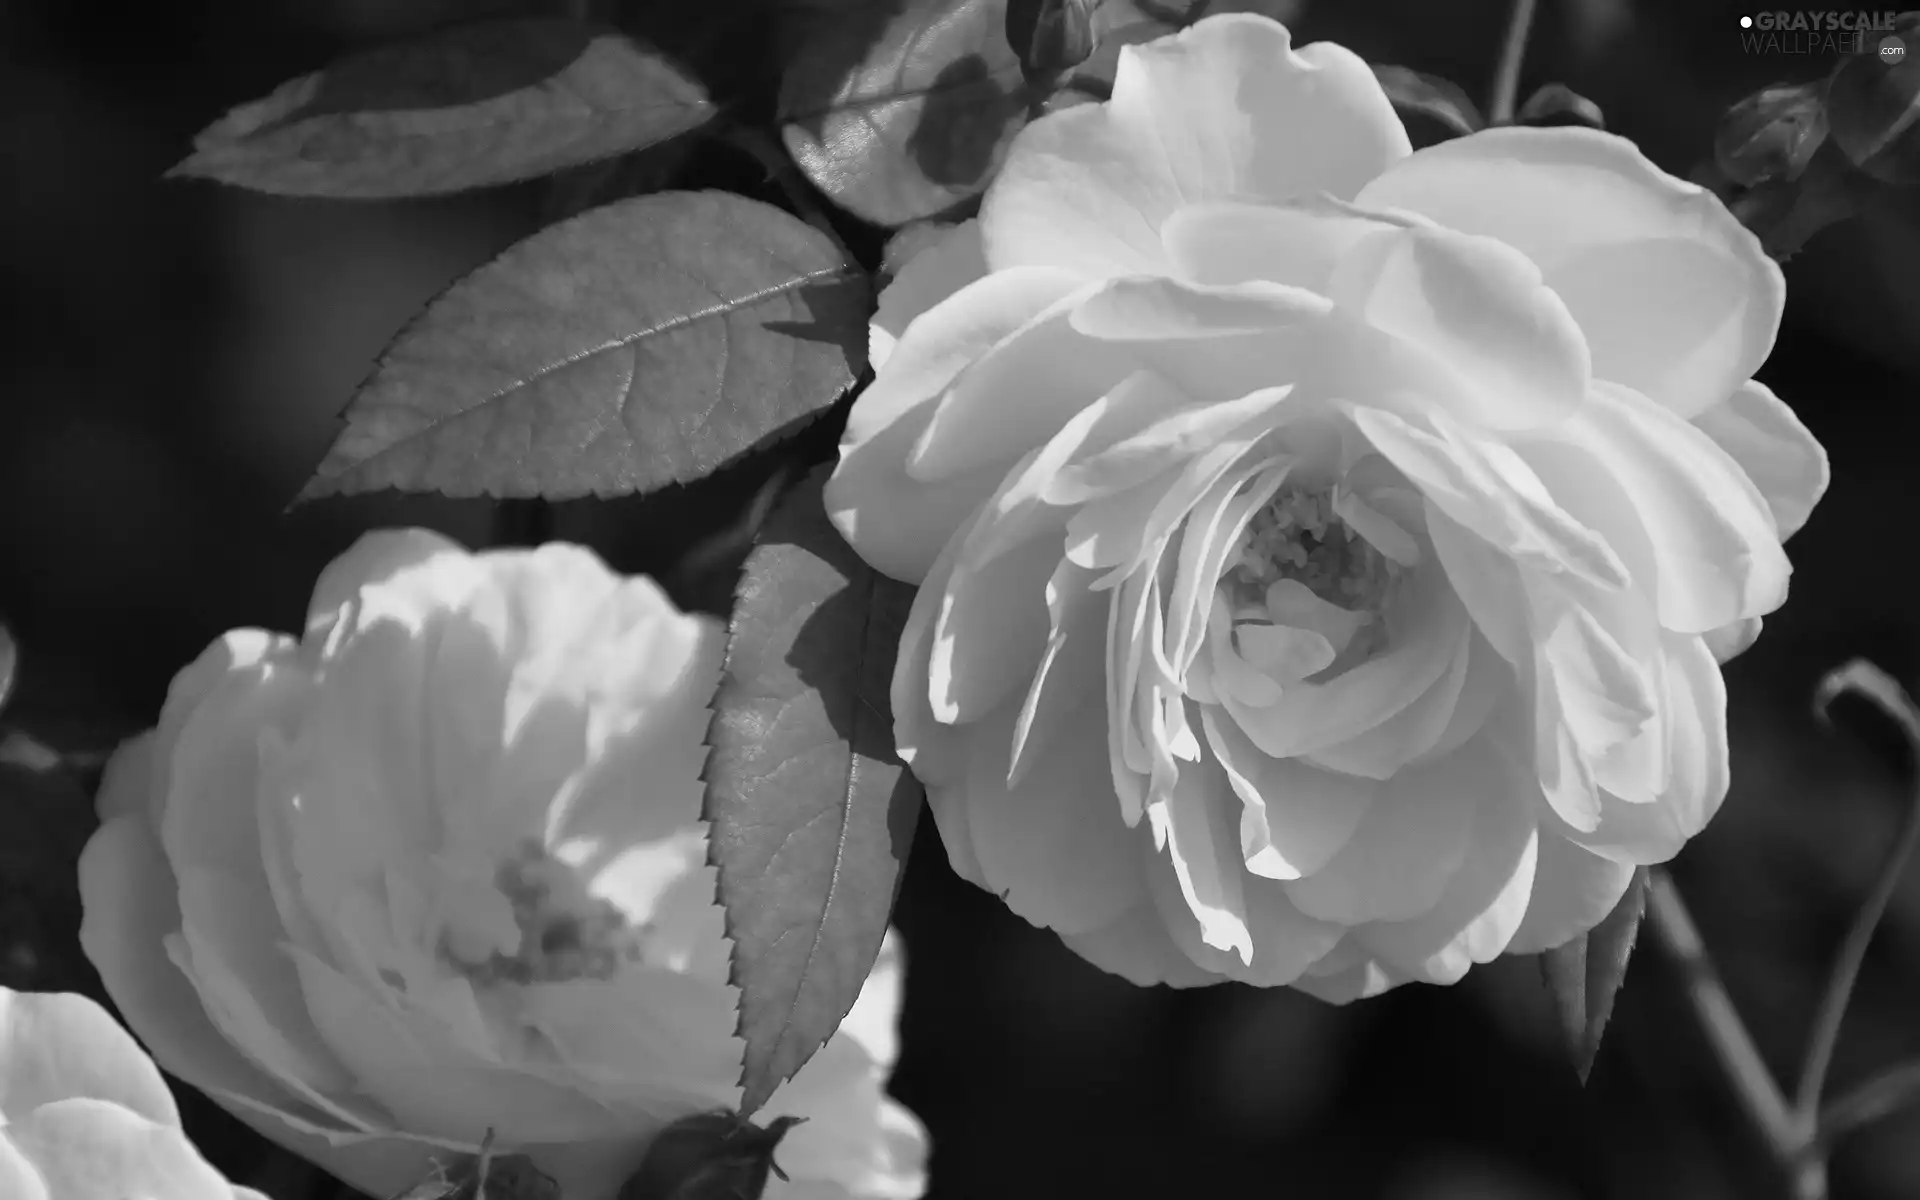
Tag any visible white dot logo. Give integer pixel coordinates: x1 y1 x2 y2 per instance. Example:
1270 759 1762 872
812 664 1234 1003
1740 15 1753 27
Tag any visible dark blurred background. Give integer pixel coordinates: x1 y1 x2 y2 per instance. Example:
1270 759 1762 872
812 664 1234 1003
4 0 1920 1197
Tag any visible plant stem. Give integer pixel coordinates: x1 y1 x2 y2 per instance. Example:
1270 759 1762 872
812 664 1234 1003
1818 1057 1920 1148
1796 663 1920 1118
1644 871 1802 1162
1487 0 1539 125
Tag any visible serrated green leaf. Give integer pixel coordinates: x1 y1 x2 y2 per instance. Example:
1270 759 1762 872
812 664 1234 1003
296 191 868 503
779 0 1030 226
1540 865 1649 1082
702 468 923 1115
1371 64 1484 137
172 18 714 198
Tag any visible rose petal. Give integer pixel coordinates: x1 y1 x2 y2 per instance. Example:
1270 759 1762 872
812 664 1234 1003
1354 771 1539 983
1329 224 1592 431
1356 126 1781 419
1069 276 1331 341
1426 507 1529 667
1349 406 1627 590
906 285 1137 484
1144 751 1253 962
1059 903 1218 988
1290 957 1407 1003
0 990 179 1126
828 266 1086 583
962 700 1146 936
1303 626 1474 779
6 1098 243 1200
285 946 623 1144
79 816 376 1142
1560 633 1729 865
303 529 469 639
870 220 988 371
1008 560 1106 789
1282 740 1488 924
1692 379 1829 540
981 15 1409 276
1219 566 1468 760
929 534 1059 725
1162 197 1427 293
1555 381 1789 634
893 515 989 886
1504 833 1636 954
1203 709 1375 880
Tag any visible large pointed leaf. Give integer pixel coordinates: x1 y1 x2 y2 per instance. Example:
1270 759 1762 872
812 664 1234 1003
296 191 868 502
703 469 923 1115
1541 865 1649 1081
779 0 1030 226
172 19 714 198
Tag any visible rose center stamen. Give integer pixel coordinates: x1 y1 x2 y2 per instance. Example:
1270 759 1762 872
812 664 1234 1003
1222 488 1396 619
439 838 654 987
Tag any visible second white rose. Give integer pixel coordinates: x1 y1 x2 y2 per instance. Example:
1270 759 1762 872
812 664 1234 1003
78 530 928 1200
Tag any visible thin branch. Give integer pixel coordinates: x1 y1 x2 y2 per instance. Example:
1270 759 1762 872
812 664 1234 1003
1796 662 1920 1117
1644 870 1801 1159
1487 0 1539 125
1818 1057 1920 1149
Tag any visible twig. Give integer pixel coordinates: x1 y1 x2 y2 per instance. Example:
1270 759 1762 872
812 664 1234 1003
1644 871 1801 1160
1487 0 1539 125
1818 1057 1920 1149
1797 663 1920 1117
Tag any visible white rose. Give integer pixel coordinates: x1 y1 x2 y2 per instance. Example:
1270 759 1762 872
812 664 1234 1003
77 530 928 1199
826 14 1829 996
0 986 265 1200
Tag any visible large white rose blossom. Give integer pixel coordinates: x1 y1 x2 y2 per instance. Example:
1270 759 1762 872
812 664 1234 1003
77 531 928 1199
825 14 1829 997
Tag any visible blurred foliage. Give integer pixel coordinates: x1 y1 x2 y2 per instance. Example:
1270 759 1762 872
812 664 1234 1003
4 1 1920 1198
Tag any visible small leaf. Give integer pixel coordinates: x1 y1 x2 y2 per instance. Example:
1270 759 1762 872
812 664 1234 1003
1826 20 1920 184
1723 141 1865 263
172 18 715 198
1714 81 1829 188
1371 64 1485 138
703 468 923 1114
1540 866 1650 1081
1516 82 1606 129
779 0 1031 226
297 191 868 503
619 1112 805 1200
